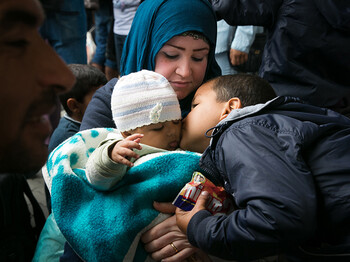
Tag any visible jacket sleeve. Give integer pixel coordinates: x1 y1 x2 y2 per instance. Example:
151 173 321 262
188 122 317 260
231 26 261 53
80 78 118 131
211 0 282 27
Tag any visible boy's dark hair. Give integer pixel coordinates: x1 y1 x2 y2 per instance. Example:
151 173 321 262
211 74 276 107
60 64 107 116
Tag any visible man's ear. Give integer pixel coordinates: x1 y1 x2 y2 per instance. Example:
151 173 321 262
219 97 242 121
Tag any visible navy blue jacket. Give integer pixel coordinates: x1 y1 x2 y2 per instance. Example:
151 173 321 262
188 97 350 261
49 116 81 153
211 0 350 109
80 78 118 131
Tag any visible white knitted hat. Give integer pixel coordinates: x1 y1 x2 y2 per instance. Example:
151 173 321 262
111 70 181 132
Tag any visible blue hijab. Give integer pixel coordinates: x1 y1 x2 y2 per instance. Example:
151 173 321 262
120 0 221 82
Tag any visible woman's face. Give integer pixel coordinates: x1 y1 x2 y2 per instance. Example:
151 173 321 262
154 35 209 100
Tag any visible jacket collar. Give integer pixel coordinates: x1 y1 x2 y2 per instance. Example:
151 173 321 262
218 96 295 127
206 96 302 147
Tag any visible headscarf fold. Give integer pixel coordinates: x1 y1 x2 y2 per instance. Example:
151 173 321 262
120 0 221 82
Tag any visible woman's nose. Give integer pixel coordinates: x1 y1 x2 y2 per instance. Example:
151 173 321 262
175 59 191 78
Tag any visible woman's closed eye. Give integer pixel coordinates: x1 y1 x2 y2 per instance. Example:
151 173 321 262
163 52 178 59
192 56 204 62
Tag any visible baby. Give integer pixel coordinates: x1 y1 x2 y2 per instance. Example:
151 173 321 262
86 69 182 190
42 70 202 261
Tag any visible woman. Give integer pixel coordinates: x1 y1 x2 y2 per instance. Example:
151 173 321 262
80 0 220 131
67 0 220 261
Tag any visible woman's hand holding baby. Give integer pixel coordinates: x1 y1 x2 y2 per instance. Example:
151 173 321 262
109 134 144 167
141 202 212 262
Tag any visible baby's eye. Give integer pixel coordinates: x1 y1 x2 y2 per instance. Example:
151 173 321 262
152 125 164 131
191 103 198 109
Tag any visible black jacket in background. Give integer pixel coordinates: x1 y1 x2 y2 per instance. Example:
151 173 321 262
211 0 350 109
0 173 45 261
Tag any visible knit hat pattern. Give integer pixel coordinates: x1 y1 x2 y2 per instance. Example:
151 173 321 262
111 70 181 132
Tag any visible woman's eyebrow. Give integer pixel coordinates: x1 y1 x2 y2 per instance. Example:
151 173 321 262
166 44 185 51
166 44 209 52
193 47 209 52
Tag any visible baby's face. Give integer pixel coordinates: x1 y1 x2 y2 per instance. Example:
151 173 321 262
131 120 181 151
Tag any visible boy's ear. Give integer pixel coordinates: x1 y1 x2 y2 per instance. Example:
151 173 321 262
67 98 82 115
219 97 242 121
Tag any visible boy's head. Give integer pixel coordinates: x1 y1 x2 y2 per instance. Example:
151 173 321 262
180 74 276 153
60 64 107 121
112 70 181 150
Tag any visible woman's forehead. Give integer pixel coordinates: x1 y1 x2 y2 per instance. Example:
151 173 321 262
163 35 210 50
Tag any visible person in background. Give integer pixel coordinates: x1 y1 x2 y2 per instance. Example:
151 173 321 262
215 20 264 75
39 0 88 155
210 0 350 117
104 20 120 80
90 0 119 79
176 74 350 261
39 0 87 64
0 0 75 180
48 64 107 154
112 0 141 77
0 0 75 260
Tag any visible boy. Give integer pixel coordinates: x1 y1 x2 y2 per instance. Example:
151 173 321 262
176 74 350 262
48 64 107 153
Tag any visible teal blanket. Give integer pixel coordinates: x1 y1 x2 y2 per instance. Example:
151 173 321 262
43 128 201 262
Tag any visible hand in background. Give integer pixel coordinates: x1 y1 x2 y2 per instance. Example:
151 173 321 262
229 48 248 66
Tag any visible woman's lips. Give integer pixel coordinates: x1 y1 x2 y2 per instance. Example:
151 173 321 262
170 81 191 88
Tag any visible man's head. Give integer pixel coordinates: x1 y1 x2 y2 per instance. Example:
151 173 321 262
60 64 107 122
180 74 276 153
112 70 182 150
0 0 75 173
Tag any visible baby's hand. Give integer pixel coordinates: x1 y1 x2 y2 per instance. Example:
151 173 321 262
109 134 143 167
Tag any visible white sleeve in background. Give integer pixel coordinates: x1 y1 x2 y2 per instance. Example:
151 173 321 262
231 26 263 53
